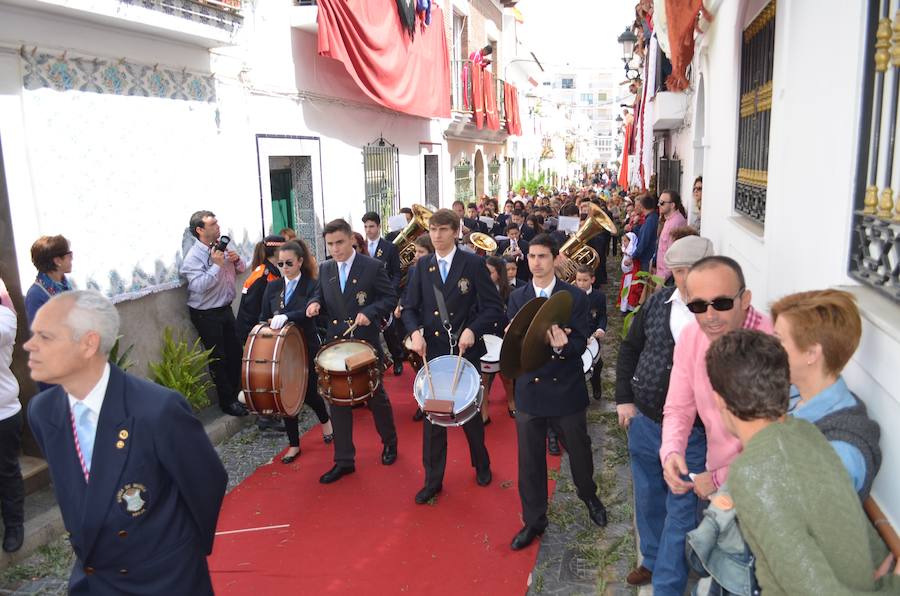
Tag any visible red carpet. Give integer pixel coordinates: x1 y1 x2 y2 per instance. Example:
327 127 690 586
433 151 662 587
209 367 561 595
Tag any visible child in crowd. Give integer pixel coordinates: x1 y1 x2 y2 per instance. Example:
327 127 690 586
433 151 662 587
618 232 639 312
574 264 607 400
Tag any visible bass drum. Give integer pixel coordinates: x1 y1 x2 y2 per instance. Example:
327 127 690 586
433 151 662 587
412 355 483 427
241 323 308 416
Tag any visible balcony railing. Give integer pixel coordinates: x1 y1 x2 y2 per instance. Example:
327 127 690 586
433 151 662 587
120 0 243 34
450 59 507 128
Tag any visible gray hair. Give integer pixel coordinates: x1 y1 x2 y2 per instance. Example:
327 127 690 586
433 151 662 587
48 290 121 355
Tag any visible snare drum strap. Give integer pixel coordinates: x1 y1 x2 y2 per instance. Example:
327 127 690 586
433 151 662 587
432 282 457 345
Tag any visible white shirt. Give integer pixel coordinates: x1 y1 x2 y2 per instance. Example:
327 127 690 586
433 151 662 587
0 306 20 421
368 238 379 257
66 363 111 454
435 245 457 275
532 276 557 298
666 288 693 342
336 249 357 275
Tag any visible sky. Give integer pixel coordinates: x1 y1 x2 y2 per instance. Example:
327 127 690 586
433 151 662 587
514 0 635 73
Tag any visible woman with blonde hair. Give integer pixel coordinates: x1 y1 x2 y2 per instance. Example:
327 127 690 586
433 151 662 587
771 289 881 499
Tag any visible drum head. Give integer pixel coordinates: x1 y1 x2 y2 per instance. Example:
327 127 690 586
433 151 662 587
413 355 480 412
278 326 308 415
481 334 502 363
316 340 374 372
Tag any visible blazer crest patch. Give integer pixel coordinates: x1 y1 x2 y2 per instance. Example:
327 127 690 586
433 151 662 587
117 483 148 517
458 277 470 294
356 291 367 305
376 248 383 257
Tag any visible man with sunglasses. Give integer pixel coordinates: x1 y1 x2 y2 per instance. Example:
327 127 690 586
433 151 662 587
660 256 772 507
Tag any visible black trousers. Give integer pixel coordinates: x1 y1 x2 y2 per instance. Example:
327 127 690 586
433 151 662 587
189 305 242 409
383 317 406 363
516 408 597 530
285 371 331 447
330 384 397 467
0 411 25 529
590 357 604 399
422 415 490 490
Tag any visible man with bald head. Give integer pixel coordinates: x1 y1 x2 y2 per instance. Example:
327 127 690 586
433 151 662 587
25 291 227 595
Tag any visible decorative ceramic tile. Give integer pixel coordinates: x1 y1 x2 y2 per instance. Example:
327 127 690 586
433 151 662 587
290 156 324 259
23 52 217 103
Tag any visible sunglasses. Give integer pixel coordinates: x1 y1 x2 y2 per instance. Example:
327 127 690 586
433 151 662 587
276 260 295 268
686 288 745 314
658 200 673 206
693 186 703 192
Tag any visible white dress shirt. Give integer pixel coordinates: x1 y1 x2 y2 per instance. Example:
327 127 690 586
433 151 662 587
66 363 111 454
532 276 557 298
336 249 357 271
0 306 20 421
368 238 379 257
435 245 457 275
666 288 693 342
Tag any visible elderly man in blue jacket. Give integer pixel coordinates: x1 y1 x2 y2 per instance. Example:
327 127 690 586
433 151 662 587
25 290 227 596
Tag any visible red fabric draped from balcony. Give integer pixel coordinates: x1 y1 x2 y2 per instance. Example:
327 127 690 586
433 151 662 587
483 68 499 131
504 82 521 136
316 0 451 119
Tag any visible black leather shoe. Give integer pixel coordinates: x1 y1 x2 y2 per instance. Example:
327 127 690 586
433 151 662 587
586 497 608 527
547 433 561 456
476 467 492 486
415 485 442 504
381 444 397 465
413 408 424 422
280 450 300 464
319 465 355 484
2 525 24 553
393 361 403 376
510 525 544 551
322 433 334 444
222 402 249 417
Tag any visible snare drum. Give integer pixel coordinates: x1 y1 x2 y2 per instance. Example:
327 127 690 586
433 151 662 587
480 334 502 374
413 355 483 427
315 339 381 406
581 337 600 375
241 323 308 416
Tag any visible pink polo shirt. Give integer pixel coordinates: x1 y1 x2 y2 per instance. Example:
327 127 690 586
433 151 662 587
660 306 773 487
655 211 687 281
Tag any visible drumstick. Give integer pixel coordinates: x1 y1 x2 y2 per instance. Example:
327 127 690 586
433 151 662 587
342 322 358 337
450 352 464 395
422 354 438 401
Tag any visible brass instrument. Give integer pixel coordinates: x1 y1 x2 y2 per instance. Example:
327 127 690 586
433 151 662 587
556 203 618 282
470 232 497 256
392 204 433 284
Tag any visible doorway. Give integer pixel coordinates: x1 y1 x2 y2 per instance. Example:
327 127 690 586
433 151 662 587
269 166 293 233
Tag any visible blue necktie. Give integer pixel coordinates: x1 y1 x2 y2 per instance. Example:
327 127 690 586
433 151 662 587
72 401 95 472
284 279 297 304
440 259 448 283
339 262 348 292
539 288 548 298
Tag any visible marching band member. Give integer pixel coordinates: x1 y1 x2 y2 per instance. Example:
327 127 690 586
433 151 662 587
402 209 502 505
362 212 405 376
507 233 607 551
259 240 334 464
306 220 399 484
498 224 530 282
404 235 434 423
573 263 607 401
481 256 516 421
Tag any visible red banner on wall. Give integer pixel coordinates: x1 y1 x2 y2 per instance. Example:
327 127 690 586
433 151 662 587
503 82 521 136
317 0 451 119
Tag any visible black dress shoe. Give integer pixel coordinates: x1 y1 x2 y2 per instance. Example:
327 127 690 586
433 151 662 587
281 450 300 464
414 485 442 504
547 433 561 456
412 408 424 422
381 444 397 465
2 525 24 553
476 467 492 486
319 464 355 484
508 408 517 418
323 433 334 444
222 402 249 417
393 361 403 376
586 497 608 527
510 525 544 551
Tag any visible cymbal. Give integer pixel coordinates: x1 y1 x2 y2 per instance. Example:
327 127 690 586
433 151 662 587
499 296 547 379
520 291 573 373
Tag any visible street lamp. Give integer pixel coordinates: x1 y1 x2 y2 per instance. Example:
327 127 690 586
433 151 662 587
615 114 623 124
617 27 637 63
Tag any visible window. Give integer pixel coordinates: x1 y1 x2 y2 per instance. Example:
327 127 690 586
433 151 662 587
597 92 607 101
734 0 776 224
363 136 400 223
561 78 574 89
580 93 594 105
849 0 900 302
454 156 472 202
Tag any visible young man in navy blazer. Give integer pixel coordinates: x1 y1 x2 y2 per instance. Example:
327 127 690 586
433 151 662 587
402 208 503 504
307 219 399 484
25 291 227 595
506 234 607 551
362 211 405 376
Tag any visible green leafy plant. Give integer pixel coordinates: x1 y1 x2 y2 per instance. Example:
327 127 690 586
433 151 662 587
620 270 665 338
148 327 216 412
108 336 135 371
514 170 546 196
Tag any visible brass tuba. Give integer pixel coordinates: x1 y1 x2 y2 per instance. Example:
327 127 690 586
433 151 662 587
393 203 433 284
556 203 618 282
470 232 498 256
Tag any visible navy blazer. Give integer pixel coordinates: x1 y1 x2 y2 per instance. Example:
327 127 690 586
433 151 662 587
260 274 321 362
310 253 396 356
586 288 608 332
27 366 227 595
401 248 503 364
507 279 591 417
497 238 531 281
370 238 402 288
